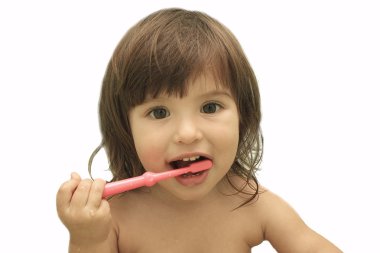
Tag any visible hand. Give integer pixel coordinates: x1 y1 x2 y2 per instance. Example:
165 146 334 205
56 172 113 246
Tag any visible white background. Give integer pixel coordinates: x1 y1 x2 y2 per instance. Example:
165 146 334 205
1 0 379 252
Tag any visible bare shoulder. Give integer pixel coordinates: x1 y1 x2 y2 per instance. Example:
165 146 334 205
251 186 342 253
107 190 155 252
108 190 146 219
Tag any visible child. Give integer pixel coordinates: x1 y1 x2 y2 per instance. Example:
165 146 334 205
56 8 342 252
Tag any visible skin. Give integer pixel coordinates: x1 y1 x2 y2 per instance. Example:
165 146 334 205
57 73 342 253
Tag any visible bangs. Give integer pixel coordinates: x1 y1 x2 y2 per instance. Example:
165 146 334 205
146 49 232 100
116 9 234 107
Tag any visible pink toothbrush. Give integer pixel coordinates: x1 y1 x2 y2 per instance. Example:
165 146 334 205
102 160 212 198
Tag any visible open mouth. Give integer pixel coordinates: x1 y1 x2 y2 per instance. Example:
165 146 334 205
169 156 209 177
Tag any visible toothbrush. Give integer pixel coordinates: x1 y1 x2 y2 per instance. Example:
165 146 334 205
102 159 212 198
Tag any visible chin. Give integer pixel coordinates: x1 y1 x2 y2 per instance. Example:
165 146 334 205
169 184 215 203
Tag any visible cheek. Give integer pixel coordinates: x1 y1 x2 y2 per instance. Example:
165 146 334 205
209 112 239 158
129 110 173 172
131 126 169 171
224 112 240 160
224 110 240 143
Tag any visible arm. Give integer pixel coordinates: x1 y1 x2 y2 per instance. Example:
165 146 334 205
56 172 118 253
259 189 342 253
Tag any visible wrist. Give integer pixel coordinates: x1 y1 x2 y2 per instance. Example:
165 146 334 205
69 238 111 253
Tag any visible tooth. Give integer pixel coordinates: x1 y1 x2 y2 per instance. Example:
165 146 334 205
190 156 200 161
182 156 200 162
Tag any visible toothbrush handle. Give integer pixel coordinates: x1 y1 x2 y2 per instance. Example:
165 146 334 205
102 160 213 198
102 174 150 198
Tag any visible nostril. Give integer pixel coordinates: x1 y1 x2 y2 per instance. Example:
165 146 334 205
173 123 203 144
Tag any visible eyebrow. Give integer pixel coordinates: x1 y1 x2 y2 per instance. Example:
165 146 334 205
199 90 233 99
142 89 233 104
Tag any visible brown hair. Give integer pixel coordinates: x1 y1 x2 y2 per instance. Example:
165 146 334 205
89 8 263 207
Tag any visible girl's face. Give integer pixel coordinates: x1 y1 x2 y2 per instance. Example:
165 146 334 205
128 73 239 201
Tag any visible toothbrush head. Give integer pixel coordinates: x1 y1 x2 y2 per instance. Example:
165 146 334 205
188 159 213 173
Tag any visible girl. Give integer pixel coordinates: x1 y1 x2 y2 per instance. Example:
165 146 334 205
57 8 342 253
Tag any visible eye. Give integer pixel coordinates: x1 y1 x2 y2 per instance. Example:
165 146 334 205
148 107 170 119
201 102 221 114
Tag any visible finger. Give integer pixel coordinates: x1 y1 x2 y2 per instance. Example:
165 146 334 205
71 172 81 181
70 179 92 208
56 174 82 211
87 179 107 209
98 199 111 218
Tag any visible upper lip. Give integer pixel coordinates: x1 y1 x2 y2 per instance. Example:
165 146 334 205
167 152 212 163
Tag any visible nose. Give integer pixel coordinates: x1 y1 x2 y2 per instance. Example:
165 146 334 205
173 117 203 144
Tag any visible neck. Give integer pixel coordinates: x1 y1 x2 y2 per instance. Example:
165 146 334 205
141 177 234 213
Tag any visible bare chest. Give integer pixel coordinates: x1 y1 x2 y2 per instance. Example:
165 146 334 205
114 203 261 253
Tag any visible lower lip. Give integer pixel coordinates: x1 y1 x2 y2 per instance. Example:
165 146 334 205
175 170 209 187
